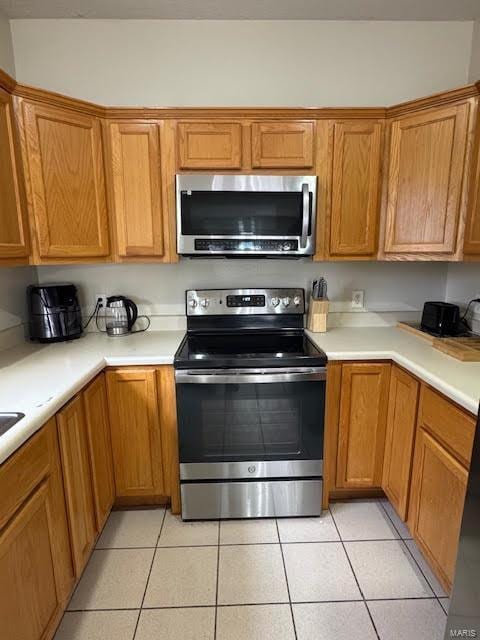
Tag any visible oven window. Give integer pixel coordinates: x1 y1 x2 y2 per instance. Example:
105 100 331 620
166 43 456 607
180 191 311 236
176 380 324 463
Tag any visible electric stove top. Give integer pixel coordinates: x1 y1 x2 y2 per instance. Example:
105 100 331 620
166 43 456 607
174 329 327 369
173 288 327 370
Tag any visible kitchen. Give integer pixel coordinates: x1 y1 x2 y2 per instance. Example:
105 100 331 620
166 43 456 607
0 4 480 640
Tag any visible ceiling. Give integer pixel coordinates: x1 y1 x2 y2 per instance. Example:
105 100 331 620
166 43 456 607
1 0 480 20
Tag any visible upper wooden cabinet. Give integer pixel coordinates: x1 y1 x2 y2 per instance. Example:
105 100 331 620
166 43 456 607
20 101 110 261
0 419 73 640
56 394 96 576
251 121 314 169
177 121 242 169
83 373 115 532
464 109 480 255
381 102 472 259
328 120 383 258
0 88 29 262
382 366 419 519
336 362 391 488
106 368 165 498
106 121 165 260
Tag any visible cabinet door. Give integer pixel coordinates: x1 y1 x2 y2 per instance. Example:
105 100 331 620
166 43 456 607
21 101 109 260
107 121 164 259
464 113 480 255
336 363 391 488
177 122 242 169
251 121 314 169
57 395 96 576
409 428 468 591
0 484 59 640
383 103 470 256
329 121 382 257
0 88 29 260
0 419 73 640
156 366 181 514
83 373 115 532
382 366 419 519
106 368 165 497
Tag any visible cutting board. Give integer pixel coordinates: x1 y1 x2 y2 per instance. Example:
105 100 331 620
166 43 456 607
397 322 436 344
432 337 480 361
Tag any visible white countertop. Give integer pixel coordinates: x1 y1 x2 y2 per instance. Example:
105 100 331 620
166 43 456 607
0 327 478 465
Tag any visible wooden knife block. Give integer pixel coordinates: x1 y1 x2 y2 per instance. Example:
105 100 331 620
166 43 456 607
307 298 329 333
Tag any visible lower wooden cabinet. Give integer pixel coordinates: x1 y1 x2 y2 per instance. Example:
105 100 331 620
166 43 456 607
0 419 74 640
409 428 468 591
57 394 96 576
106 368 165 497
83 373 115 532
382 365 419 519
336 362 391 488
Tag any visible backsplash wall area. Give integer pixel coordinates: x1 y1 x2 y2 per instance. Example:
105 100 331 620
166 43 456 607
446 263 480 334
37 261 448 330
0 266 37 332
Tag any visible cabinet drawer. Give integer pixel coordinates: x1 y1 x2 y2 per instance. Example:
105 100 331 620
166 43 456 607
0 426 50 528
418 386 475 467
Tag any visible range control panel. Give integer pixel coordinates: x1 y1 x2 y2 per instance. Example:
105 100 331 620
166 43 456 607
186 288 305 316
226 294 265 308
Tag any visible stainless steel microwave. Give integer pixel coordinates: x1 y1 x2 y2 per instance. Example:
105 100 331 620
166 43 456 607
176 174 317 257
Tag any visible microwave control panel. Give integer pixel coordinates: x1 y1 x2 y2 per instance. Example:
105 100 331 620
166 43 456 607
193 239 299 253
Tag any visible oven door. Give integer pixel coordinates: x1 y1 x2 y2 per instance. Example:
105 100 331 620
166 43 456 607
176 174 317 256
175 367 326 480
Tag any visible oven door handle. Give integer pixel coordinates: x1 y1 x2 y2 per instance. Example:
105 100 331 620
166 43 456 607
175 367 327 384
300 183 310 249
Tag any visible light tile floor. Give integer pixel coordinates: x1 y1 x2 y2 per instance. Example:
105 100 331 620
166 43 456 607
55 499 448 640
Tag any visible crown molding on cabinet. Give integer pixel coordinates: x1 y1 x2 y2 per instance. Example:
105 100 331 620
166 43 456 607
1 65 479 119
386 83 480 119
0 68 16 93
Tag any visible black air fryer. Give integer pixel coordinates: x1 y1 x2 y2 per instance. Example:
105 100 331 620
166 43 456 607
27 284 83 343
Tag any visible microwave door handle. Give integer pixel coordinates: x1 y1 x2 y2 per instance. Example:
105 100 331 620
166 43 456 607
300 183 310 249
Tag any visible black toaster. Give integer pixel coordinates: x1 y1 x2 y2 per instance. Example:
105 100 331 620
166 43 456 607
420 301 460 337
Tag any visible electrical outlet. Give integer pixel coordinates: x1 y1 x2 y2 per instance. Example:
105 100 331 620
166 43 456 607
351 290 365 309
94 293 107 310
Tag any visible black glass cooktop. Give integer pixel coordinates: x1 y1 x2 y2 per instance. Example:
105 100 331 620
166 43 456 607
174 330 327 369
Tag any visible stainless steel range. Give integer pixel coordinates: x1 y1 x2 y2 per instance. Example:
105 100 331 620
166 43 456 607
174 288 327 520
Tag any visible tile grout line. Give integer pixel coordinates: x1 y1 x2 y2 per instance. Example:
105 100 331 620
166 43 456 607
276 518 298 640
65 595 442 614
214 520 221 640
376 500 448 614
329 506 381 640
131 507 167 640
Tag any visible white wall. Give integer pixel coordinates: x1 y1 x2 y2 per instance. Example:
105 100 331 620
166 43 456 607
445 263 480 333
37 260 448 321
10 20 473 106
0 10 15 76
0 266 37 332
469 21 480 81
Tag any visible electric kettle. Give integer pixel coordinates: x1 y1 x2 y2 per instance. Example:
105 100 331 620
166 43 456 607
105 296 138 336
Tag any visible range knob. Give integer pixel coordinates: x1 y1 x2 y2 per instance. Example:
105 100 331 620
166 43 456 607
282 297 291 307
200 298 209 308
189 299 198 308
282 242 292 251
293 295 302 307
271 297 280 307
